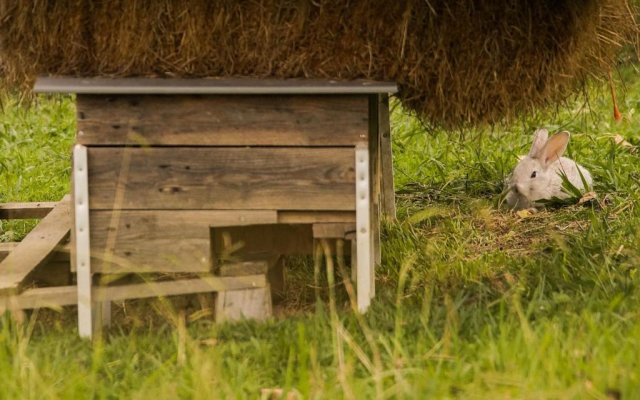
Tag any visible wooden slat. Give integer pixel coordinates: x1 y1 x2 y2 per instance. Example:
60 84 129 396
0 242 18 260
277 211 355 224
77 95 369 146
312 223 356 239
0 275 266 312
88 147 355 211
95 275 266 302
219 261 269 277
378 94 396 219
0 202 56 219
0 286 77 313
35 77 398 95
0 196 71 295
89 210 277 273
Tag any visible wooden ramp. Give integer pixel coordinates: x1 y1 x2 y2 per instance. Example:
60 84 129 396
0 196 71 296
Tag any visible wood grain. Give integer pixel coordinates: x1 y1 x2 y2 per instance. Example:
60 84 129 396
89 210 277 273
378 94 396 219
277 211 355 224
87 147 355 211
0 201 56 219
312 223 356 239
77 95 368 146
0 196 71 295
0 275 266 313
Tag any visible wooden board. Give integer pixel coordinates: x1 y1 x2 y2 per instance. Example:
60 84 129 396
87 147 355 211
0 201 56 219
378 94 396 219
0 196 71 295
312 223 356 239
215 260 272 322
277 211 355 224
35 77 398 95
215 288 272 322
95 275 266 302
0 275 266 313
89 210 277 273
77 95 368 146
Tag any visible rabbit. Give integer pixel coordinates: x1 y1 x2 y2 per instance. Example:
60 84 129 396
505 128 592 210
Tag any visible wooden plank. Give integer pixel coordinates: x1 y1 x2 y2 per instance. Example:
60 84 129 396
369 95 382 274
378 94 396 219
77 95 368 146
355 144 372 312
214 258 272 322
0 275 266 313
35 77 398 95
312 223 356 239
0 196 71 295
215 288 272 322
219 261 269 277
88 147 355 211
95 275 266 302
89 210 277 273
73 144 93 339
277 211 355 224
0 201 56 219
0 286 77 313
0 242 17 261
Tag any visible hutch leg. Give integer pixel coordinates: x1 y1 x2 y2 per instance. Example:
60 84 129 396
355 144 373 312
74 144 96 339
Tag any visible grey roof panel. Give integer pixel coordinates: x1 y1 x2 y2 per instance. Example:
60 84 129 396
34 77 398 95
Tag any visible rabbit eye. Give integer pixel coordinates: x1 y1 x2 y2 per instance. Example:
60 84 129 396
530 171 537 178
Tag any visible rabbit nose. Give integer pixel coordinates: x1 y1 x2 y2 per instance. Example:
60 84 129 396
512 184 526 195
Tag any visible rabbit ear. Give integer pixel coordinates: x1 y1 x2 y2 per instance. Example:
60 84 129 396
528 129 548 157
539 131 570 167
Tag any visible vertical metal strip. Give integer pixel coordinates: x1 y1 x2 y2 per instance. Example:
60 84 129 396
355 144 371 312
74 144 93 339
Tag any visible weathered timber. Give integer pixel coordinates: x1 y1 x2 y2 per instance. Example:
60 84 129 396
89 210 277 273
312 223 356 239
215 260 272 322
0 275 266 313
277 211 355 224
87 147 355 211
95 275 266 302
0 201 56 219
77 95 368 146
378 94 396 219
0 196 71 295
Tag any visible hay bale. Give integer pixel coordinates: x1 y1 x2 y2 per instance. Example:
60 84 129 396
0 0 636 127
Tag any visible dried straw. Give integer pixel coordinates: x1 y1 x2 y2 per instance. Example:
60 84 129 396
0 0 636 127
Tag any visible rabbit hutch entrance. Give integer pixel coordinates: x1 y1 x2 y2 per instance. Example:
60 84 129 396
29 77 397 339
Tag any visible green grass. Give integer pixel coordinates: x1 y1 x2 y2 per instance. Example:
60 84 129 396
1 68 640 399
